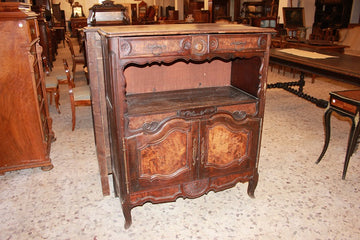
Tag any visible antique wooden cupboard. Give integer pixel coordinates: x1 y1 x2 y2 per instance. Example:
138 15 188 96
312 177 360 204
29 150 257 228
0 3 54 174
85 24 273 228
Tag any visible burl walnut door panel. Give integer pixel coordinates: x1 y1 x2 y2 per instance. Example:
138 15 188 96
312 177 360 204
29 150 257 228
200 114 260 178
127 118 196 192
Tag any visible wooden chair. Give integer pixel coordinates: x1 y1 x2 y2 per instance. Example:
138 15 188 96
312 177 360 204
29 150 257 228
65 36 85 76
42 57 60 113
45 76 60 114
63 59 91 131
316 90 360 179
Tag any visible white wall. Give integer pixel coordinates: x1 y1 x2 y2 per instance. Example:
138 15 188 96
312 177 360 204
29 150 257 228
350 0 360 24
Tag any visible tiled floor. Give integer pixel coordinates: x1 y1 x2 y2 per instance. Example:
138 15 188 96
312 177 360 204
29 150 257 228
1 39 359 240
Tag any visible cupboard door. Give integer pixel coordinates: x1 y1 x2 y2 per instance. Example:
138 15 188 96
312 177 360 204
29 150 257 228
200 114 260 178
127 118 196 192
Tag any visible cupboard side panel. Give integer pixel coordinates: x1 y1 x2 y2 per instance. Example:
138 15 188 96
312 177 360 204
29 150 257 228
85 29 111 196
102 36 129 200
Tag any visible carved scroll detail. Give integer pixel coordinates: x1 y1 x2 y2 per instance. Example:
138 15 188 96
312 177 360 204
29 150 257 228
182 179 209 198
232 111 247 121
142 121 160 132
179 107 217 118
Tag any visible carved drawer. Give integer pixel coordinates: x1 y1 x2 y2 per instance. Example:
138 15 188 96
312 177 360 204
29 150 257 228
119 36 191 58
209 34 267 53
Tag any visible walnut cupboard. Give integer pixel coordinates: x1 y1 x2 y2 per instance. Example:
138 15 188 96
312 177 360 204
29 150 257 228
0 3 54 174
85 24 273 228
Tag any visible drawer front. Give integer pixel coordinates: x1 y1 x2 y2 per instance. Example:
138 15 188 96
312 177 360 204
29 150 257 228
119 36 191 58
209 34 267 53
330 96 358 115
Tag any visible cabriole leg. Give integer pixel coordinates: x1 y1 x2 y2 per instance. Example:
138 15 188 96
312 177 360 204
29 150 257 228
122 203 132 229
342 119 360 179
316 108 333 164
247 171 259 198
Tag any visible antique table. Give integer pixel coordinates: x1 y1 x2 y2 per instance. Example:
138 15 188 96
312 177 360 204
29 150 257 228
269 48 360 108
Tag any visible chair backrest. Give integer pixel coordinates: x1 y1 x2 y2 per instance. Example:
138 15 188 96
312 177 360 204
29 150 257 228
63 59 75 89
42 56 51 76
65 37 75 57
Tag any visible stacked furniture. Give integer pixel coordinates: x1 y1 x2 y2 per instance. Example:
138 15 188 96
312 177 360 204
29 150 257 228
85 24 273 228
0 2 54 174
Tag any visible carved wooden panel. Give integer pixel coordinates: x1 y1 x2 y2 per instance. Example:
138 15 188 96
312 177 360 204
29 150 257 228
207 124 248 165
128 119 195 191
201 114 260 178
140 130 188 177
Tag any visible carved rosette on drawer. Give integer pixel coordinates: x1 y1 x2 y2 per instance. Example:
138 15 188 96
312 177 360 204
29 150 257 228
209 34 267 53
191 36 208 56
119 36 191 58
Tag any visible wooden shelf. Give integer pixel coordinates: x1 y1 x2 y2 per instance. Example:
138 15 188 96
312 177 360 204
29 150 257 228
127 86 257 115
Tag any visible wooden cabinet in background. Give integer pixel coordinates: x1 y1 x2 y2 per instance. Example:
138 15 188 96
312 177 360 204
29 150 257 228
0 2 54 174
70 17 87 37
86 24 273 228
311 0 353 41
32 5 55 69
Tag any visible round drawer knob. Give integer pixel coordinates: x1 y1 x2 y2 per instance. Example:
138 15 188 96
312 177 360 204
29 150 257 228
195 43 203 51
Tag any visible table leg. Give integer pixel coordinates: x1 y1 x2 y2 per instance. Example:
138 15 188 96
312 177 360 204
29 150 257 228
342 117 360 179
316 108 333 164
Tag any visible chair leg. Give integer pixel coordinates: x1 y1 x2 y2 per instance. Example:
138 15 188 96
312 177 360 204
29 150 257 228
71 103 76 131
316 108 333 164
342 120 360 179
49 92 53 105
55 86 60 114
72 61 76 76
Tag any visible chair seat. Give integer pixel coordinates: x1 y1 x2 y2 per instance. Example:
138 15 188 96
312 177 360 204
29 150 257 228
73 85 90 101
46 77 58 88
56 75 67 81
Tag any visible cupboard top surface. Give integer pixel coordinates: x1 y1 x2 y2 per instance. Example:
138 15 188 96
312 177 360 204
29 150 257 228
0 3 37 20
94 23 275 37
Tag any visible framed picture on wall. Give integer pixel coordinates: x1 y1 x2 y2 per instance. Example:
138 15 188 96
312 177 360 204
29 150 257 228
283 7 304 28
